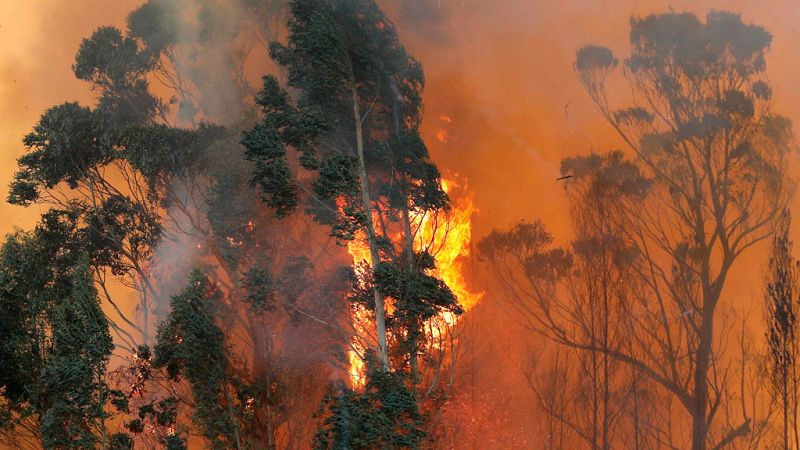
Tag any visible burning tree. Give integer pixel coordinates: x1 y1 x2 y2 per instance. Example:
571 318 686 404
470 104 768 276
242 0 467 444
153 271 242 449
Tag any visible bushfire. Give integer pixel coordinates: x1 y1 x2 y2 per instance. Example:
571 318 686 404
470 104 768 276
347 177 482 387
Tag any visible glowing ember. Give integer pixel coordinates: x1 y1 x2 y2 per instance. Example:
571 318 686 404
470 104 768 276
436 115 453 143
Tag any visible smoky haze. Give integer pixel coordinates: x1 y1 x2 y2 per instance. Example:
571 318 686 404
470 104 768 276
1 0 799 448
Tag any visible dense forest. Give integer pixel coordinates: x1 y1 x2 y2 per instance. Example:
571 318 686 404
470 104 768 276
0 0 798 449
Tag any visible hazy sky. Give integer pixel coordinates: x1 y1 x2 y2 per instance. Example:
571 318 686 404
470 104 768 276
2 0 799 272
1 2 798 446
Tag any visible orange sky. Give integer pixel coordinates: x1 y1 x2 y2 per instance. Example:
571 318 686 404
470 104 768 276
0 1 141 235
3 0 799 235
1 1 798 446
395 0 800 236
1 0 798 319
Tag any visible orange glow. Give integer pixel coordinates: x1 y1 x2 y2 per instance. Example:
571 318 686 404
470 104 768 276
346 176 483 386
419 178 484 312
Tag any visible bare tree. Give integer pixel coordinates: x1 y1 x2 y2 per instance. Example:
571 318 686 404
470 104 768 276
764 211 800 449
480 150 659 449
569 11 790 450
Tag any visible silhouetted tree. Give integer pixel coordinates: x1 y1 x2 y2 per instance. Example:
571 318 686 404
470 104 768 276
764 211 800 450
571 11 791 450
480 151 658 449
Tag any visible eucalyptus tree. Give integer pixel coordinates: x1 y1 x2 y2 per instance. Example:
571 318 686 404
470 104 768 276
479 151 655 449
571 11 789 449
154 270 242 450
0 212 125 448
7 18 223 345
242 0 456 377
241 1 462 446
764 212 800 450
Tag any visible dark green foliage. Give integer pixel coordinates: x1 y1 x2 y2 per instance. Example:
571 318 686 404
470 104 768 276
126 419 144 434
11 22 225 211
122 123 226 205
0 222 113 449
0 231 49 406
311 154 364 241
376 256 461 321
126 1 178 55
205 151 260 271
270 0 425 126
242 262 278 312
245 3 458 404
240 121 298 217
39 257 114 449
243 0 449 229
125 396 179 438
241 79 321 217
74 26 162 127
379 132 448 213
74 26 158 88
163 433 188 450
241 256 313 317
122 123 226 185
83 195 161 276
109 432 135 450
373 255 462 357
0 211 90 418
10 103 111 205
315 364 424 449
109 390 130 414
154 271 240 449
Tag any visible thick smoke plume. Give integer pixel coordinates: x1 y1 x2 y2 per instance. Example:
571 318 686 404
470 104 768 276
1 0 800 448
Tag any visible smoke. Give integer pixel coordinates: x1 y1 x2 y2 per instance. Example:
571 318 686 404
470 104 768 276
0 1 142 236
4 0 800 447
383 0 800 445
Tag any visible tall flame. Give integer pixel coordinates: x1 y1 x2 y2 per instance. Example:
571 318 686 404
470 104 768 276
346 176 483 387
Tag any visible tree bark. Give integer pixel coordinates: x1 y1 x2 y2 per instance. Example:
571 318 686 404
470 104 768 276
351 85 389 370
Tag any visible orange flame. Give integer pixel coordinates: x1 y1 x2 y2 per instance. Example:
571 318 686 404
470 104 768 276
419 178 483 312
346 176 483 387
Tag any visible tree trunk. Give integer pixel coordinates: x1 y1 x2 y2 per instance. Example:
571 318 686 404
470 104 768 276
351 85 389 370
691 308 714 450
401 204 421 391
792 353 798 450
